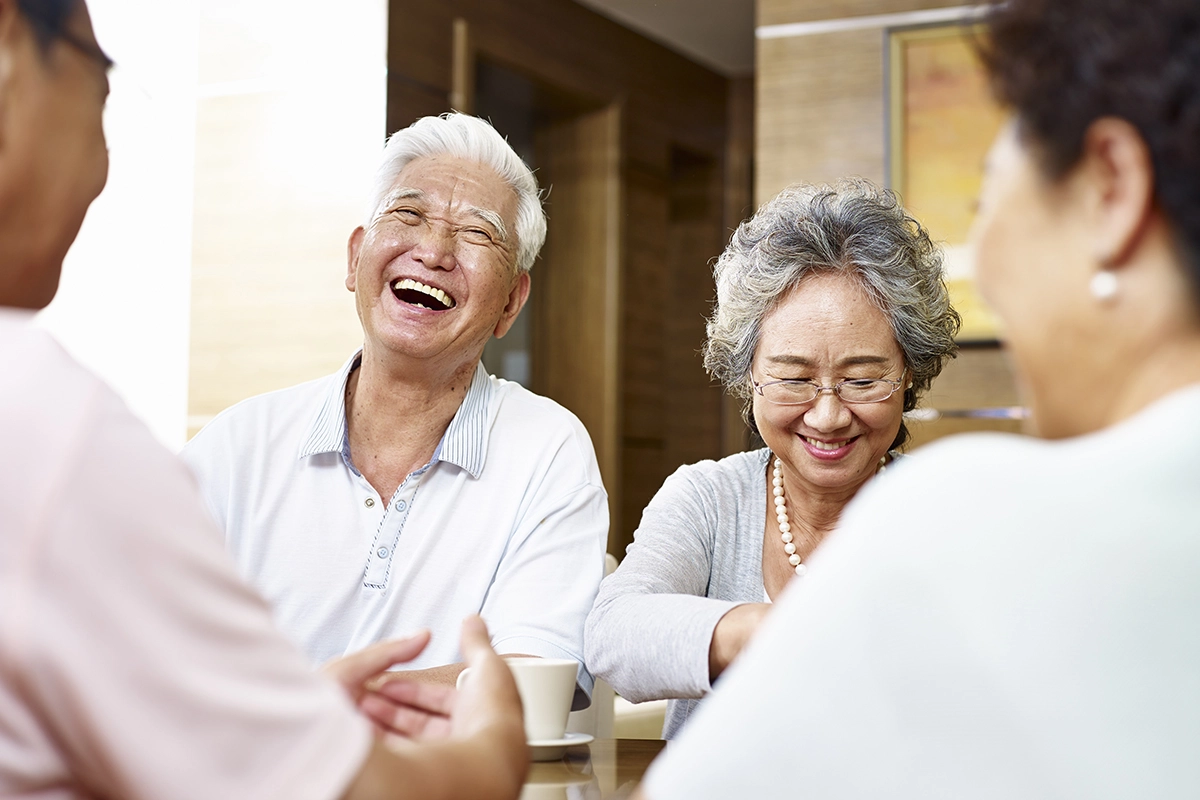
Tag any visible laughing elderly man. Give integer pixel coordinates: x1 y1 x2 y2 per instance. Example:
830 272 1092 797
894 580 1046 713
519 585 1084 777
182 113 607 707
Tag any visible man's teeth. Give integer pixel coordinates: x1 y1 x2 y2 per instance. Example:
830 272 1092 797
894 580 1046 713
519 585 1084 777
804 437 846 451
392 278 454 308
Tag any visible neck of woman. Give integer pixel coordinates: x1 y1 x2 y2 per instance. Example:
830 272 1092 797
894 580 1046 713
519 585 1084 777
775 456 884 538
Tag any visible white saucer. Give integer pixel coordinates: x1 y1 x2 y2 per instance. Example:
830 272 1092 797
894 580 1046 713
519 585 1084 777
528 731 593 761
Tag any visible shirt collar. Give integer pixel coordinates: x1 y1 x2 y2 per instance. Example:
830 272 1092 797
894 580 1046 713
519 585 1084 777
297 353 494 479
298 351 363 460
438 362 493 478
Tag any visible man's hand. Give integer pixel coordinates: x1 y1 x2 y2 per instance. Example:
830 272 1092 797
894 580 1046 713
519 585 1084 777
366 680 457 740
324 629 433 701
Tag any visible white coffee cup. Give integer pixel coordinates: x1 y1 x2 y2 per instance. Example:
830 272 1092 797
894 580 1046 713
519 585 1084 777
458 657 579 742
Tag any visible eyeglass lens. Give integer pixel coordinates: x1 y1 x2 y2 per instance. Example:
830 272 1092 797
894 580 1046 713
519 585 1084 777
760 379 896 404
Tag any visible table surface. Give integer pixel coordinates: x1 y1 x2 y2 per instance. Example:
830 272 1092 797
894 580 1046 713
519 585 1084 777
522 738 665 799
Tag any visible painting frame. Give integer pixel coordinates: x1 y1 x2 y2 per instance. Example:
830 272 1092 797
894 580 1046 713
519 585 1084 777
885 21 1006 342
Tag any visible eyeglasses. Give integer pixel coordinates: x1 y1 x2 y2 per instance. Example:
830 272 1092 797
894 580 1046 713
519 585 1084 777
752 368 907 406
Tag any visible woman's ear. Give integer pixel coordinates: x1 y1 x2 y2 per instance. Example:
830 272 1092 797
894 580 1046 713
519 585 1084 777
1077 116 1156 270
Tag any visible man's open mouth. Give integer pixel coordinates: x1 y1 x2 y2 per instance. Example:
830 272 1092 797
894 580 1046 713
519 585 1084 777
391 278 455 311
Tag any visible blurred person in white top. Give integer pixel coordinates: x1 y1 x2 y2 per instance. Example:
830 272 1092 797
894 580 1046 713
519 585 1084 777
181 113 607 708
0 1 529 798
633 0 1200 797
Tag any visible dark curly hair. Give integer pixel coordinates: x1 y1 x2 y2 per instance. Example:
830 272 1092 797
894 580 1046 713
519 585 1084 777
977 0 1200 292
17 0 77 51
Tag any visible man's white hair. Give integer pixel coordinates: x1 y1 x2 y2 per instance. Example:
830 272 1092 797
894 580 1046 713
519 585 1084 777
365 113 547 274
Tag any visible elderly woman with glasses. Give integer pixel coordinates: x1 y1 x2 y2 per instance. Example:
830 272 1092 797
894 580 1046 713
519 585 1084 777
585 179 960 738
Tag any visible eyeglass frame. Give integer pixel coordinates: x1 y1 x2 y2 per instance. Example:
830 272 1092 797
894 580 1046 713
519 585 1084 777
751 367 908 406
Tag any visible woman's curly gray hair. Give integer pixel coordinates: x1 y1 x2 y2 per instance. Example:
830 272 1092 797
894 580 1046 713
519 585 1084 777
703 179 961 450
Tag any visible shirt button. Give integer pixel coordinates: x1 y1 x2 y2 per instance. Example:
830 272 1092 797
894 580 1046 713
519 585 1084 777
395 500 407 512
364 498 375 508
377 547 389 558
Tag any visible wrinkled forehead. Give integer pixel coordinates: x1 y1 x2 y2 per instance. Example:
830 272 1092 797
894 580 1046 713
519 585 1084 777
387 156 517 218
755 272 903 361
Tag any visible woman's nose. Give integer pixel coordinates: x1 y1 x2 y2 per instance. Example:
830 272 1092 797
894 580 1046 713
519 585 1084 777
803 390 852 431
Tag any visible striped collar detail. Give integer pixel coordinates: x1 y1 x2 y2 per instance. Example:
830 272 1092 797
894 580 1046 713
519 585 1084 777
298 351 363 460
437 362 493 478
298 353 493 479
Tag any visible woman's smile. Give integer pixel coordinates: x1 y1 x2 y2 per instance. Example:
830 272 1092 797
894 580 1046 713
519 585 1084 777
799 434 860 458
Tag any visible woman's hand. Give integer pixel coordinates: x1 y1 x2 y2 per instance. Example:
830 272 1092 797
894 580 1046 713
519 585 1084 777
444 617 527 749
324 631 445 736
709 603 772 682
337 617 529 800
323 617 524 754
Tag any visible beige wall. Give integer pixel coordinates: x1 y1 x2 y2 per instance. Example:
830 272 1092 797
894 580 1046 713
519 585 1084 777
187 1 387 438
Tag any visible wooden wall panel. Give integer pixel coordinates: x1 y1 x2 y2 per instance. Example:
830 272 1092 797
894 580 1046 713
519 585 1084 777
619 172 670 545
664 151 724 471
621 169 670 444
533 106 623 550
388 4 452 92
388 0 728 149
757 29 887 203
620 167 670 545
722 76 757 455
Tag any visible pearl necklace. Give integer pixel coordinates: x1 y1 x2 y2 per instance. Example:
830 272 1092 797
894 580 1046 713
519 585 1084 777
772 455 887 577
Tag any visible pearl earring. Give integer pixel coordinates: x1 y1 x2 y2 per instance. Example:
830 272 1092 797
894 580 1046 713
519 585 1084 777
1090 270 1118 302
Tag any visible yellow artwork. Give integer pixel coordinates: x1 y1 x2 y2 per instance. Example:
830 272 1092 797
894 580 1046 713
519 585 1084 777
888 24 1008 341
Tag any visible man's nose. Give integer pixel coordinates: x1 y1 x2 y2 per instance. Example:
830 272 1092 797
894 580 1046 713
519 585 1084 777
410 221 457 270
803 390 852 431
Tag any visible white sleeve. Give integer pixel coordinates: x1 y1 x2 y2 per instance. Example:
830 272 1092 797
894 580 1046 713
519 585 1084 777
585 468 746 703
480 427 609 709
641 448 1082 800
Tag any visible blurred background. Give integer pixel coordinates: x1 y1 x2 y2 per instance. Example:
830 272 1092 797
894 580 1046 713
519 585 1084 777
42 0 1018 557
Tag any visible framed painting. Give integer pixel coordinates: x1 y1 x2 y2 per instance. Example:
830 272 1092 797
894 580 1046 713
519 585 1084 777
886 23 1007 341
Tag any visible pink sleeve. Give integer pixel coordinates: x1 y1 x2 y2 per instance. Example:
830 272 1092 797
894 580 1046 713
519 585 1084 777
13 382 372 800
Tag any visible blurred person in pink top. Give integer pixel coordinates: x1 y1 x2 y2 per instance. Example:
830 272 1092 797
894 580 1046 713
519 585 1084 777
0 1 528 798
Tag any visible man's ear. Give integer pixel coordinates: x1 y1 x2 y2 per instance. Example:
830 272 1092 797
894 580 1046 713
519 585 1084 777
345 226 365 292
1076 117 1155 270
493 271 531 338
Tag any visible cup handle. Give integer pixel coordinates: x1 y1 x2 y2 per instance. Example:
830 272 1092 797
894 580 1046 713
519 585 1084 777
455 667 472 690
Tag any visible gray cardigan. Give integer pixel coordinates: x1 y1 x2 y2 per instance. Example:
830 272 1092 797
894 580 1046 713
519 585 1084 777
584 448 772 738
